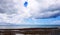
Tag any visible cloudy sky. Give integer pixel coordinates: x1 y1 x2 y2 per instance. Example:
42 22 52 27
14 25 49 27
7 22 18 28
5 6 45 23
0 0 60 26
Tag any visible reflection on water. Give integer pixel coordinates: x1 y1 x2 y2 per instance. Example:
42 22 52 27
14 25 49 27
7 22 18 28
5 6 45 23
0 25 59 29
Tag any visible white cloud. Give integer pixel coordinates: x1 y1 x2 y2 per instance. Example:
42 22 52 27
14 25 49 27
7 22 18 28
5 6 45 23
50 20 60 25
0 0 31 24
28 0 60 19
0 0 60 24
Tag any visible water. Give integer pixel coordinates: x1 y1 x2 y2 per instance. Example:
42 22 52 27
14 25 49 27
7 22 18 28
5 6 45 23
0 25 59 29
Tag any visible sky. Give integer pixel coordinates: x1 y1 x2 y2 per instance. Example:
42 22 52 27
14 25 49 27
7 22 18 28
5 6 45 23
0 0 60 26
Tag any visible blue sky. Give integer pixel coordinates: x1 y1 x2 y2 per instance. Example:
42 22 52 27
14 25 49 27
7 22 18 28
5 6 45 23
24 16 60 25
23 0 60 25
0 0 60 26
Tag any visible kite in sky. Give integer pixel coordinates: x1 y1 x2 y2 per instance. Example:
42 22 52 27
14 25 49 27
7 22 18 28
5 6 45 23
24 1 28 7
